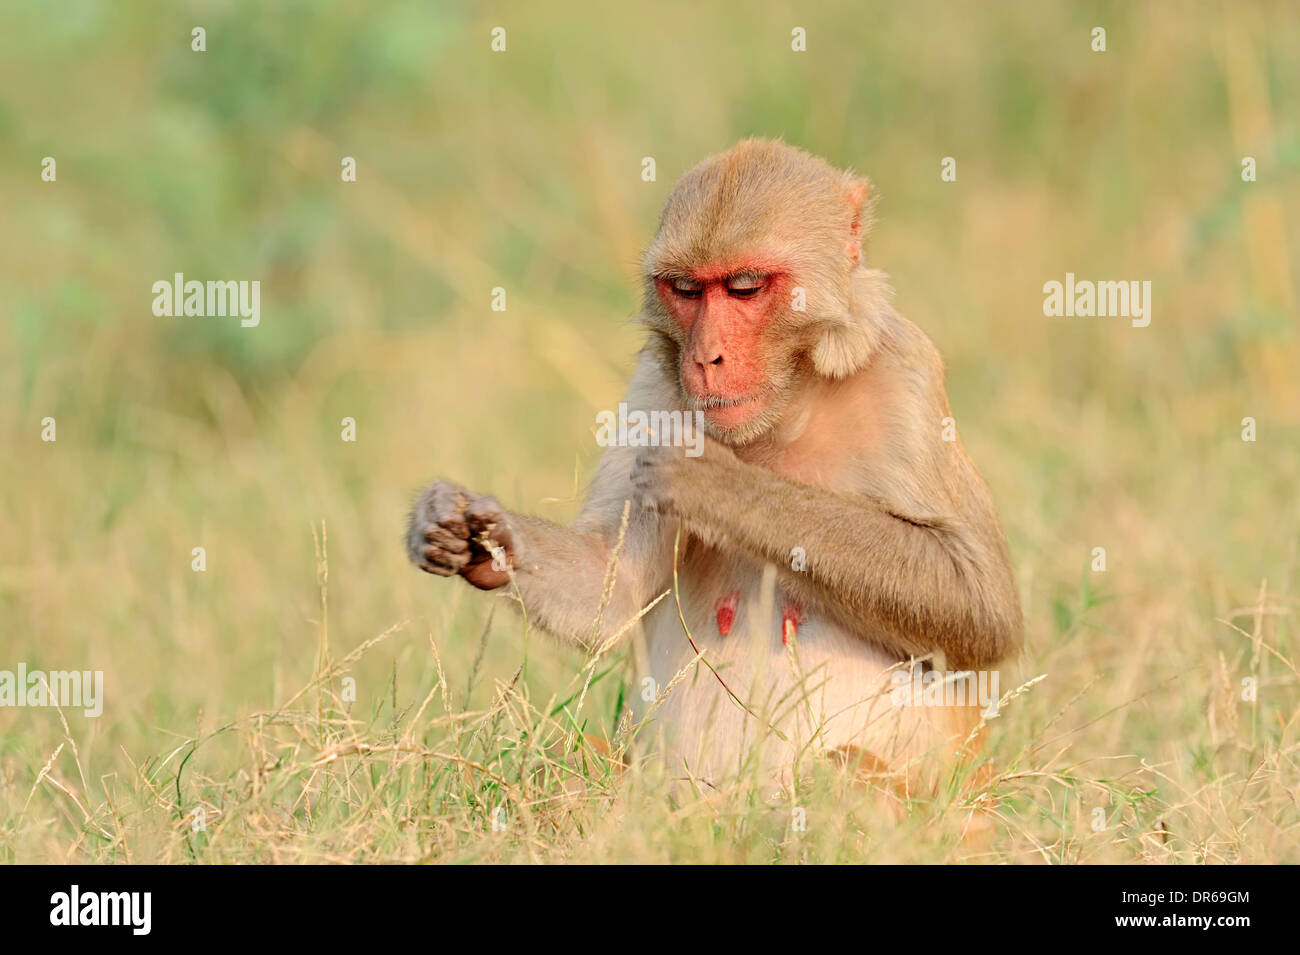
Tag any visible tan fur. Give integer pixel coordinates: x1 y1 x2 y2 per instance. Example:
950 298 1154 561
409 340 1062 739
407 139 1020 798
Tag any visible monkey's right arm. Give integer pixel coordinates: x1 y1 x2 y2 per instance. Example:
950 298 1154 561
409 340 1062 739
407 355 679 649
406 451 672 652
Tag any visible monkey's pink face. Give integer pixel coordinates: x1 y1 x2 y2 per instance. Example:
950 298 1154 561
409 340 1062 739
655 264 788 433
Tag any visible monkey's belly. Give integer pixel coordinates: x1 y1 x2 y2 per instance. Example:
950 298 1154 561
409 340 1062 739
634 592 960 784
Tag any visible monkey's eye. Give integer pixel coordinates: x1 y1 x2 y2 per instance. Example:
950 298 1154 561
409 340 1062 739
726 273 765 298
671 277 704 298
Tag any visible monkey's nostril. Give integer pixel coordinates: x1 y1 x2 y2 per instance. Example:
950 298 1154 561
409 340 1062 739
710 355 724 365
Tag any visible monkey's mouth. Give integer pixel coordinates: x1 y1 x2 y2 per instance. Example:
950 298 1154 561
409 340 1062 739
697 394 755 408
689 391 769 429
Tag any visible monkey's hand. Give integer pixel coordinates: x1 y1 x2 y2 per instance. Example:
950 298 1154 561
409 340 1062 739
630 437 738 518
406 481 518 590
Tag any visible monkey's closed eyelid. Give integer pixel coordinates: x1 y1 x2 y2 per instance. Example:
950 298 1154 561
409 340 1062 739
725 282 764 299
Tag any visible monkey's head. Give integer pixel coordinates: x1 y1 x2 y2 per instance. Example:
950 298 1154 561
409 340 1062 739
641 138 879 445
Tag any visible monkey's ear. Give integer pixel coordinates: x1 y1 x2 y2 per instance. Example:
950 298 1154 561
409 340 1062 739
844 177 872 265
811 317 875 378
811 266 887 379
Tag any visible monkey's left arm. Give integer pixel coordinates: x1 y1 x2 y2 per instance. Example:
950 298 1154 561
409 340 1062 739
633 442 1020 669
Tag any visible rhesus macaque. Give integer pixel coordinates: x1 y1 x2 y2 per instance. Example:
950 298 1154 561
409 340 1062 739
407 139 1020 790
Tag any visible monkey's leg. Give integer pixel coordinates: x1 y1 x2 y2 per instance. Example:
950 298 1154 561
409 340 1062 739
832 702 996 851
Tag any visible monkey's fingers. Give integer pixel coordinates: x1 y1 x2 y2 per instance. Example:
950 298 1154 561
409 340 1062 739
416 543 471 576
417 481 473 538
434 515 470 541
423 525 470 552
465 496 512 546
630 471 670 513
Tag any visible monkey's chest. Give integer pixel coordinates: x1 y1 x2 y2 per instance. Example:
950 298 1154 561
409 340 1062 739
640 561 899 699
668 548 808 642
709 586 803 645
636 572 905 780
643 573 846 663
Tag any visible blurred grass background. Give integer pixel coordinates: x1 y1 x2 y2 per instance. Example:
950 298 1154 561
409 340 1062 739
1 0 1297 862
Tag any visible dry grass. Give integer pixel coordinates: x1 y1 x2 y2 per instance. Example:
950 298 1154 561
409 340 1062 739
0 0 1297 863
